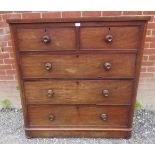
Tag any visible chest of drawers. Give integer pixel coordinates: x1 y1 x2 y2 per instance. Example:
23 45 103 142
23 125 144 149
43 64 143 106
7 16 150 138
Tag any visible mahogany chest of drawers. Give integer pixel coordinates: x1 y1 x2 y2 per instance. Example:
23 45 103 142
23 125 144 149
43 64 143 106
7 16 150 138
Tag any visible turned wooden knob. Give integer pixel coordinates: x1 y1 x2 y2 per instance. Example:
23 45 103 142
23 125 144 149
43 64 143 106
47 89 54 97
42 35 51 44
100 113 108 121
48 114 55 121
104 62 112 71
45 62 52 71
105 35 113 43
102 89 110 97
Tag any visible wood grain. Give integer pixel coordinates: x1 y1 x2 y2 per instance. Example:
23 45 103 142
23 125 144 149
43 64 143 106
7 17 150 138
21 53 136 78
25 129 131 138
24 80 133 105
80 27 139 49
7 16 151 24
17 27 76 51
28 105 129 127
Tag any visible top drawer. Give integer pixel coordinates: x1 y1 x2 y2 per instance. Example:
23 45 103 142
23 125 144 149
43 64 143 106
80 26 139 49
16 27 76 51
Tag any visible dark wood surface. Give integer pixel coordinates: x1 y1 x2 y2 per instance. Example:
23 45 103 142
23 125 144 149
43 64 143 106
24 80 133 105
28 105 129 127
21 53 136 78
17 27 76 51
25 129 131 138
7 16 151 24
7 17 150 138
80 26 139 49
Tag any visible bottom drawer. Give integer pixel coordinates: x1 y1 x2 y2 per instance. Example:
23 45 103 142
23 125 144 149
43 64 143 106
28 105 129 128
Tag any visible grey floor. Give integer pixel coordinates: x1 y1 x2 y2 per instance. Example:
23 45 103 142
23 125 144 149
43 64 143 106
0 109 155 144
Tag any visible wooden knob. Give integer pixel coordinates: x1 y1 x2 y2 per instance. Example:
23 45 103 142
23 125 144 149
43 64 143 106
45 62 52 71
47 89 54 97
42 35 51 44
48 114 55 121
102 89 109 97
100 113 108 121
104 62 112 71
105 35 113 43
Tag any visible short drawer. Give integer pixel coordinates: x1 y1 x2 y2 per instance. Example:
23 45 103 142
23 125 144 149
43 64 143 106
80 26 139 49
28 105 129 128
21 53 136 78
24 80 133 105
17 27 76 51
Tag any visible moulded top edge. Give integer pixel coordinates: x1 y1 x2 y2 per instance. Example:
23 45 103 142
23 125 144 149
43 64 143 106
6 16 151 24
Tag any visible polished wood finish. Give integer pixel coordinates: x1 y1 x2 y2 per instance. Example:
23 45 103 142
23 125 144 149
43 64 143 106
80 27 139 49
21 53 136 78
28 105 129 127
7 16 150 23
17 27 76 51
24 80 133 105
7 17 150 138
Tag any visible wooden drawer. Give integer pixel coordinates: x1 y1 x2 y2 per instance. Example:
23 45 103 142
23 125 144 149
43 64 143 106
17 27 76 51
21 53 136 78
80 27 139 49
24 80 133 105
28 105 129 128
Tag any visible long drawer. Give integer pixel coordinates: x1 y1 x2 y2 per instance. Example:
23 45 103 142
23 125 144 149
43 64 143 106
24 80 133 105
21 53 136 78
28 105 129 128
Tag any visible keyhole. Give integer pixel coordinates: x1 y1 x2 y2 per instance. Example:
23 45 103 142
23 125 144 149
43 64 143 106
76 81 79 85
108 27 111 33
45 28 47 32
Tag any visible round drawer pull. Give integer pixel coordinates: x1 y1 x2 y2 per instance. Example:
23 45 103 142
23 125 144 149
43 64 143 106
47 89 54 97
42 35 51 44
102 89 110 97
104 62 112 71
105 34 113 43
45 62 52 71
100 113 108 121
48 114 55 121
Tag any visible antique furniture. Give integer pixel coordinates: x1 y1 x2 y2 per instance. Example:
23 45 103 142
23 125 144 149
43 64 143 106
7 16 150 138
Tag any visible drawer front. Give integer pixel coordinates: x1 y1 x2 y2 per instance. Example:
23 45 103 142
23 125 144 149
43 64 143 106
24 80 133 105
28 105 129 127
21 53 136 78
80 27 139 49
17 28 76 51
